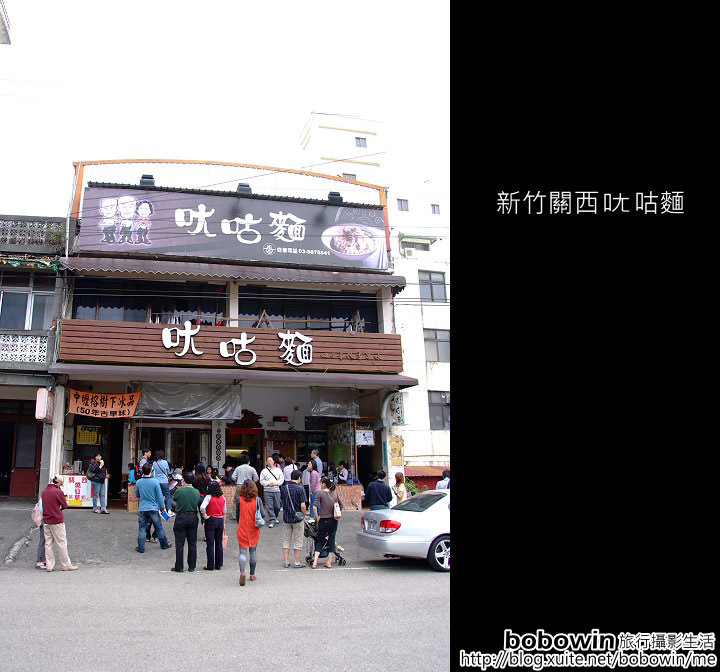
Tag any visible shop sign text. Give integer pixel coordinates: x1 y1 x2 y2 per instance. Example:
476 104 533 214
161 322 313 367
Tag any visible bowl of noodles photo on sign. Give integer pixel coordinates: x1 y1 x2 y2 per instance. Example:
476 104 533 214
321 224 380 261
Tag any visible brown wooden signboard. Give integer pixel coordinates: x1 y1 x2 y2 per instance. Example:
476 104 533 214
58 319 404 374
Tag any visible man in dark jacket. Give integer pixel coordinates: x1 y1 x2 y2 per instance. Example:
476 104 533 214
41 476 78 572
365 470 393 510
88 452 109 514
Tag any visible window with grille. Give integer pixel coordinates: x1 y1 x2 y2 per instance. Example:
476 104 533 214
431 204 440 214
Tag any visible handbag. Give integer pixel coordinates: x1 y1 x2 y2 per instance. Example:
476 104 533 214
254 497 266 528
333 492 342 520
31 502 43 527
286 484 305 523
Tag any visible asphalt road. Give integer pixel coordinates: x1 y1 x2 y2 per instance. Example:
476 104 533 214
0 501 450 671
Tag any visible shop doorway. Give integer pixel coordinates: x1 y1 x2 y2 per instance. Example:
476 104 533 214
225 427 262 472
0 421 14 496
0 419 41 498
170 428 210 471
171 429 198 471
357 444 374 491
108 421 124 499
264 430 296 464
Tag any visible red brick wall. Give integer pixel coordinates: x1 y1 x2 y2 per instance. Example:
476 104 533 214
336 484 362 510
408 476 437 493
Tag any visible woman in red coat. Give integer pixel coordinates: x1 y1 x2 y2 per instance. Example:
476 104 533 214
236 479 265 585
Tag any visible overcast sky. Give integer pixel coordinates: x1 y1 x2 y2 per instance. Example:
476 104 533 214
0 0 449 217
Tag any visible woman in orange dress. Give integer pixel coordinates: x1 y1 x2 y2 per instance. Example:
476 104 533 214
236 479 266 585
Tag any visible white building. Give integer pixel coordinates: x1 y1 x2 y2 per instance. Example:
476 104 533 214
298 112 450 486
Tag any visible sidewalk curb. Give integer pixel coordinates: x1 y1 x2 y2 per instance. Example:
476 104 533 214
3 524 37 565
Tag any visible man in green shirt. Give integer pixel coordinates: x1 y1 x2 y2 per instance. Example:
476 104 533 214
170 472 202 573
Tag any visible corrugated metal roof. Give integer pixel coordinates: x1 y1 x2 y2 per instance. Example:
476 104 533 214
86 182 384 210
59 256 407 293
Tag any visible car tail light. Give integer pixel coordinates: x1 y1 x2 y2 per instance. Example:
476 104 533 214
360 516 364 530
379 520 401 533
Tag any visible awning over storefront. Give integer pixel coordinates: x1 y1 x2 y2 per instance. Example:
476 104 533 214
59 257 407 294
48 362 418 390
404 466 449 478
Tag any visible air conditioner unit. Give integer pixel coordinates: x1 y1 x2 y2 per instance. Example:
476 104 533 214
404 247 415 258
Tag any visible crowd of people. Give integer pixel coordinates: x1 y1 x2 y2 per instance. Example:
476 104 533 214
130 450 347 583
35 448 447 579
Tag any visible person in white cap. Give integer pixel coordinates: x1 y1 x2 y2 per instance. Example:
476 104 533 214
40 475 78 572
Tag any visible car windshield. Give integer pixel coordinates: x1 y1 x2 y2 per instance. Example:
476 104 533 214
393 492 446 512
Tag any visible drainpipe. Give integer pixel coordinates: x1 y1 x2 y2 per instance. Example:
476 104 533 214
48 384 66 479
379 390 396 474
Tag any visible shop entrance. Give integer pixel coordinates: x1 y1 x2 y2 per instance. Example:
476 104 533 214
225 427 262 472
137 426 210 471
170 429 203 471
0 418 42 498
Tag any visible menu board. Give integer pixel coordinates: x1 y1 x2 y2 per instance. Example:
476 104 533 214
76 425 101 445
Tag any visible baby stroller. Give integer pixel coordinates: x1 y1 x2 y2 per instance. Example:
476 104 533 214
303 517 346 566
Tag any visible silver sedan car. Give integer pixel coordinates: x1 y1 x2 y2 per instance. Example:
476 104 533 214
356 490 450 571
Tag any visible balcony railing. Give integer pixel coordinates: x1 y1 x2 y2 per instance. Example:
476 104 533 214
0 332 49 364
0 218 66 250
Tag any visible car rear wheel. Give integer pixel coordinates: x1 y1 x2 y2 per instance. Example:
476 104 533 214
427 534 450 572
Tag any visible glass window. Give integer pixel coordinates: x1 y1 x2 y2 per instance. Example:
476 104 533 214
0 292 29 329
263 300 284 327
397 199 409 212
431 204 441 214
419 271 446 302
393 492 446 512
284 299 307 330
150 296 175 324
358 301 377 333
30 294 54 330
355 137 367 148
308 302 329 331
428 391 450 430
174 294 195 323
124 296 148 323
424 329 450 362
14 424 37 468
342 173 357 181
331 302 351 331
238 297 260 328
73 298 96 320
98 295 123 321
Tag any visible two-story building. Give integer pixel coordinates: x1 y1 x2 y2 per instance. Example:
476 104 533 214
0 214 69 497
